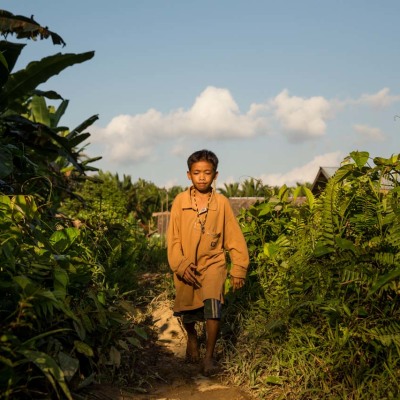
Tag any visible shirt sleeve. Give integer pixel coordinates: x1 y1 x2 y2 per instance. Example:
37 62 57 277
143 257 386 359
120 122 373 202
222 199 250 279
167 198 192 278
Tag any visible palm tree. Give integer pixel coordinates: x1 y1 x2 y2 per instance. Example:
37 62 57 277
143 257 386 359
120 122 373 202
239 177 272 198
127 179 162 230
218 182 240 197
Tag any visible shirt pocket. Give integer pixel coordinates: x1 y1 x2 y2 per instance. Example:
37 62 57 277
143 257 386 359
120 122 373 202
205 231 221 250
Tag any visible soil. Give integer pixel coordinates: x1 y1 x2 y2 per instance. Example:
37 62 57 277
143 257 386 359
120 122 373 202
82 298 254 400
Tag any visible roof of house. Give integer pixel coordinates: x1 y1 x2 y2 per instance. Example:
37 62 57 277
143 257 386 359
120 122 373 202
311 166 339 195
310 166 396 195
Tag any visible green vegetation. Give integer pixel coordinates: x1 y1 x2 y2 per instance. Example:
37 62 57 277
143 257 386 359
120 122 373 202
2 9 400 400
0 11 167 399
219 177 275 198
223 151 400 399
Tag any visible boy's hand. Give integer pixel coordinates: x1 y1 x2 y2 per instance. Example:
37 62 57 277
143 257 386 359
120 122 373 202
183 264 201 288
231 276 245 291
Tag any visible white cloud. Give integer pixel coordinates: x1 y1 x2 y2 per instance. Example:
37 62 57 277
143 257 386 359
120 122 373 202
90 86 399 169
339 88 400 109
353 124 386 142
258 151 343 187
91 86 270 164
358 88 400 108
271 89 332 141
184 87 269 138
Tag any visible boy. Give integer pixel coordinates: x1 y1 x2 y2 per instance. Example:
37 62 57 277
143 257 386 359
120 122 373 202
167 149 249 376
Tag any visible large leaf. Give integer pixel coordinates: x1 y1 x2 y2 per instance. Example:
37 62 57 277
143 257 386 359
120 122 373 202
29 95 50 125
0 10 66 46
31 89 64 100
350 150 369 169
68 132 91 148
3 114 85 172
49 227 80 253
303 186 314 210
0 51 95 112
0 40 25 79
51 99 69 127
333 163 354 183
18 349 72 400
8 195 39 221
278 184 289 202
74 340 94 357
58 351 79 382
67 114 99 140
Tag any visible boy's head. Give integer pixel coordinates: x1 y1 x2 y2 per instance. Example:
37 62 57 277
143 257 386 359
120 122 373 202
187 149 219 172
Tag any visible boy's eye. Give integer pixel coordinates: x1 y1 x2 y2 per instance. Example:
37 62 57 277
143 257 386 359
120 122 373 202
193 171 212 175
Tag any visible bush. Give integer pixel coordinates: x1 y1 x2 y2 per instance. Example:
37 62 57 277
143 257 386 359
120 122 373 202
224 152 400 399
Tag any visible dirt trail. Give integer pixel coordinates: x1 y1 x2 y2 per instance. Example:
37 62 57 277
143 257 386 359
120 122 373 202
144 301 252 400
85 300 253 400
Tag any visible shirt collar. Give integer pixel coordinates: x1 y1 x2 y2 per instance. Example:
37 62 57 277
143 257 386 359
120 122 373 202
181 186 217 211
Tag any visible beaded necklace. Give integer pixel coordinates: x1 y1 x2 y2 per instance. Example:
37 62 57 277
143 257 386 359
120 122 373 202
193 188 212 234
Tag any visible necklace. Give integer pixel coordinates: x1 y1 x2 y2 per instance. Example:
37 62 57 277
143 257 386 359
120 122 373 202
193 188 212 233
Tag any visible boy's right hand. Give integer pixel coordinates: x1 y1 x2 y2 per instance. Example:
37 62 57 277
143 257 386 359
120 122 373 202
183 264 201 288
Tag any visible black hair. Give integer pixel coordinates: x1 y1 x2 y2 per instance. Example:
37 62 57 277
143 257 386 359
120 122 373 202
187 149 219 172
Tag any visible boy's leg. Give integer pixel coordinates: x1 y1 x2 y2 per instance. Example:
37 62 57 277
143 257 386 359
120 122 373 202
183 321 200 362
202 299 222 375
203 319 220 370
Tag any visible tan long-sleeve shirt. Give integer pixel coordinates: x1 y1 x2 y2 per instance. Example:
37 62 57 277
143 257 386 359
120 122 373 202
167 187 249 312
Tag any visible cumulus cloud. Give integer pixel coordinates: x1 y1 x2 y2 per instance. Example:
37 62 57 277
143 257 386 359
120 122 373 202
271 89 333 141
257 151 343 187
90 86 399 167
353 124 386 142
91 86 270 164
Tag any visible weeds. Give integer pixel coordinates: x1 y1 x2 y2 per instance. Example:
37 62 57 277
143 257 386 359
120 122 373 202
222 152 400 399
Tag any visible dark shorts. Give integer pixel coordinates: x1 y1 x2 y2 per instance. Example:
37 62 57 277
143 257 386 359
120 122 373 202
174 298 222 324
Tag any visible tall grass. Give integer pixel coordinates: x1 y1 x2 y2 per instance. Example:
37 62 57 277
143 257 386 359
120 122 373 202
223 152 400 399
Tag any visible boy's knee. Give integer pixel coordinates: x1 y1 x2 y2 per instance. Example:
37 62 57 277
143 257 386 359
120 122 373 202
203 298 222 320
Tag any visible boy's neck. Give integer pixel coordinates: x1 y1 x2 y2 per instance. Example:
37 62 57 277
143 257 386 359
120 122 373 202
193 187 212 212
194 187 212 197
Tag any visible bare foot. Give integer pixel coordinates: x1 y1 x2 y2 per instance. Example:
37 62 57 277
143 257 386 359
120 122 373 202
185 334 199 363
201 358 219 377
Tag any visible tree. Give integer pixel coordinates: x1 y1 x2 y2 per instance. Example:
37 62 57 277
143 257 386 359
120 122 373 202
127 178 162 230
239 177 272 198
0 11 104 399
0 11 97 209
218 182 240 197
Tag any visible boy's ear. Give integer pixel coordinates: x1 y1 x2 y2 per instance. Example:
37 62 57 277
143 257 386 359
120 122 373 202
187 171 192 180
214 171 219 180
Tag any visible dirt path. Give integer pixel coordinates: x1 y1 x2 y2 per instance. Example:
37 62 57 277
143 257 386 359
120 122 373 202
85 278 253 400
84 300 253 400
143 301 253 400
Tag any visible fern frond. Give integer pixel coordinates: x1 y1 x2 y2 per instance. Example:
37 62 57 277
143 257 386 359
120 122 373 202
374 252 396 267
316 180 340 249
370 321 400 347
386 222 400 249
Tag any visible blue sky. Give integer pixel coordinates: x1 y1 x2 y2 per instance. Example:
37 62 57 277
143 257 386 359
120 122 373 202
3 1 400 188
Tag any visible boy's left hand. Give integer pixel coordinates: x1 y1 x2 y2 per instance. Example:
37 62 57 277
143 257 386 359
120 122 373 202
230 276 245 291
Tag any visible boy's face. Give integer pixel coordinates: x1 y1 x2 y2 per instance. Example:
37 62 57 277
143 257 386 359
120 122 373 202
187 160 218 193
